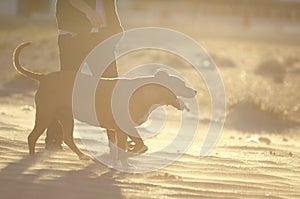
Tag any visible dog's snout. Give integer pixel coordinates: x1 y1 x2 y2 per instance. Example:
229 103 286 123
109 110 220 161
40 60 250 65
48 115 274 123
194 90 197 95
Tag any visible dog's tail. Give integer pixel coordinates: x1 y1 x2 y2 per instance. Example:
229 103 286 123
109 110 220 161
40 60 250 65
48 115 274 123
13 42 43 81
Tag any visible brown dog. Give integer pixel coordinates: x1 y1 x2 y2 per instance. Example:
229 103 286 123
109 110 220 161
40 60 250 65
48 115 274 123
13 42 197 165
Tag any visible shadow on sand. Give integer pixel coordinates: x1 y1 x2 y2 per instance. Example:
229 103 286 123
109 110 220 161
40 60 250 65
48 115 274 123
0 138 125 199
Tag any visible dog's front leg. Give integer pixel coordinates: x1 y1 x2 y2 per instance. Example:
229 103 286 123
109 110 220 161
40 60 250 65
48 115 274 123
115 130 131 167
127 129 148 154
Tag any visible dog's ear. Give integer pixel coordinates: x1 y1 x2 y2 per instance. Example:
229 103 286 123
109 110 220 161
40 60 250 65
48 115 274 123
155 70 169 79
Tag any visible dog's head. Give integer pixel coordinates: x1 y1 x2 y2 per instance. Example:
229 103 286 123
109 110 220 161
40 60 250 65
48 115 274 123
154 70 197 111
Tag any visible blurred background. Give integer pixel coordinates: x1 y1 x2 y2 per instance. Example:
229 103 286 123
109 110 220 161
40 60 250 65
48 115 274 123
0 2 300 198
0 0 300 134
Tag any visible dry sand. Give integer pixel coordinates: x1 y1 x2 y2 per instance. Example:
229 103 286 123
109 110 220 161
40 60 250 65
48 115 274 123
0 92 299 199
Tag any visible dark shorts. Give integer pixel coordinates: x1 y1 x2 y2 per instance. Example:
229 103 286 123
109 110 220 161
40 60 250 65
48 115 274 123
58 31 119 78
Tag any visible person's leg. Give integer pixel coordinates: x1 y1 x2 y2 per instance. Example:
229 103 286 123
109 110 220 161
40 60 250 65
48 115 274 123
45 120 63 150
45 32 122 150
88 32 119 78
90 32 147 152
45 34 85 150
59 33 119 75
59 34 89 71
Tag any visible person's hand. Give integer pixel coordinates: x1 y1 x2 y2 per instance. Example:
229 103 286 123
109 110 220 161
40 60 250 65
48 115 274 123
85 9 103 28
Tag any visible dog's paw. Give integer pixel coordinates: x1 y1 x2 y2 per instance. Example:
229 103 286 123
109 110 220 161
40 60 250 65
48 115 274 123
129 145 148 154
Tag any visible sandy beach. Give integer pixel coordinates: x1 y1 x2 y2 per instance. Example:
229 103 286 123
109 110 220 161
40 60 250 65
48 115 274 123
0 91 299 199
1 1 300 198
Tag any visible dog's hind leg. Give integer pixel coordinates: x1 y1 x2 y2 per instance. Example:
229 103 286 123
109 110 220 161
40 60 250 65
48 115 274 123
58 111 91 160
28 110 52 155
107 129 118 158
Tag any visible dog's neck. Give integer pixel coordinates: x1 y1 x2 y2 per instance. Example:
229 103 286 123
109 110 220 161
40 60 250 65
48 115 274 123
140 84 172 104
130 84 178 125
